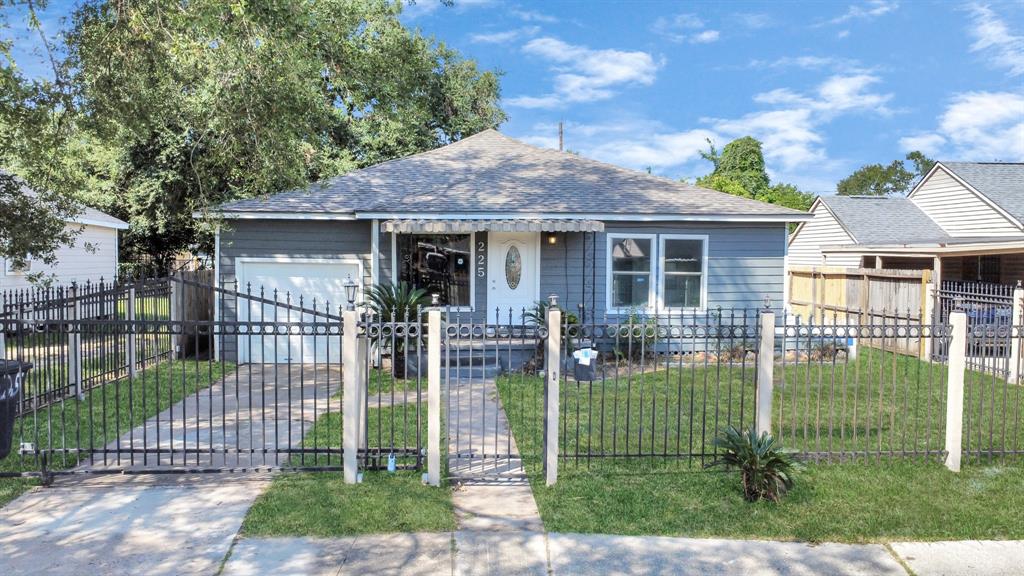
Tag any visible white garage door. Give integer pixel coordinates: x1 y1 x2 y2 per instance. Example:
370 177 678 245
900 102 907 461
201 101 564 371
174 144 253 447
237 259 361 364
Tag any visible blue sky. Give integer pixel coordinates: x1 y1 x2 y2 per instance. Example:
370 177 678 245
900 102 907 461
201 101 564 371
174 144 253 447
8 0 1024 194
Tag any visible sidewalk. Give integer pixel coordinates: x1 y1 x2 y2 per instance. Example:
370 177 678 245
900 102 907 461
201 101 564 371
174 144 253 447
221 532 1024 575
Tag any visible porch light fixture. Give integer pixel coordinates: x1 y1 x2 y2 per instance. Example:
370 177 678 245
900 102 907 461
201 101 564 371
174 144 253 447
344 274 357 310
547 233 558 246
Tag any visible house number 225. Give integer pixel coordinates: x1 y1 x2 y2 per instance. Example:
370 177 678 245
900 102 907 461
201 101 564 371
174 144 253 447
477 241 485 277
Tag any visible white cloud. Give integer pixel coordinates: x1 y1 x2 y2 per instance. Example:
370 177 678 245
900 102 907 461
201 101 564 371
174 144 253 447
516 73 895 190
735 13 774 29
651 13 719 44
966 3 1024 77
901 91 1024 161
828 0 898 25
509 8 559 23
837 30 851 39
469 26 539 44
750 55 868 73
898 133 947 156
691 30 720 44
507 38 662 108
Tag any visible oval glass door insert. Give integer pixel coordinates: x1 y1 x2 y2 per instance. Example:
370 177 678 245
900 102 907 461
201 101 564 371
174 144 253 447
505 245 522 289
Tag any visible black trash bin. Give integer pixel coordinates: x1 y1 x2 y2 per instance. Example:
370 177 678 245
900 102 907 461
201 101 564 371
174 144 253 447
0 360 31 460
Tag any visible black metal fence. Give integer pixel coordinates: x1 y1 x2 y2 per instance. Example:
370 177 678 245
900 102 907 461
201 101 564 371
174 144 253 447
3 284 1021 483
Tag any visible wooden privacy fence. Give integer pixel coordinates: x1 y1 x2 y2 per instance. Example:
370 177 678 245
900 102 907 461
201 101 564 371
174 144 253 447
169 269 215 356
788 266 933 358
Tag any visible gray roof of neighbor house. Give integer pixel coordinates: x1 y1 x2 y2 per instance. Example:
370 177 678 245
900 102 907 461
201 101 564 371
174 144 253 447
218 129 807 219
1 169 127 230
940 162 1024 224
818 195 950 245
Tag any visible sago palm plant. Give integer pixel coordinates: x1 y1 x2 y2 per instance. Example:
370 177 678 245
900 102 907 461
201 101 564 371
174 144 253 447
364 282 429 378
708 426 801 502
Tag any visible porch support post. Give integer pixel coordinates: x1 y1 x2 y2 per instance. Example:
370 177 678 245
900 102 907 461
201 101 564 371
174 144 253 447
945 310 967 472
544 294 560 486
1008 282 1023 384
932 257 943 327
756 310 775 437
426 308 441 487
127 287 138 379
69 285 83 400
342 308 362 484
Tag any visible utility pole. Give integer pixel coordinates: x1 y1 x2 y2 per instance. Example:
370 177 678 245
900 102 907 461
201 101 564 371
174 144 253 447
558 121 564 151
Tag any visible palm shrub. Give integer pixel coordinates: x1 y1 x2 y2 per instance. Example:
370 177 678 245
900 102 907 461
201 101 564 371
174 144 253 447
708 426 801 503
523 300 578 371
364 282 428 378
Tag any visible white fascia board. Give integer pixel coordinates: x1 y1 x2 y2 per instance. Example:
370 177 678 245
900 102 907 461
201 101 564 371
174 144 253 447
70 217 129 230
195 211 358 220
356 212 812 223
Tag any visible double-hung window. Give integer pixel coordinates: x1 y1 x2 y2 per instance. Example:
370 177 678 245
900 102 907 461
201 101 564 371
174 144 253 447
659 235 707 310
607 233 708 313
608 234 655 310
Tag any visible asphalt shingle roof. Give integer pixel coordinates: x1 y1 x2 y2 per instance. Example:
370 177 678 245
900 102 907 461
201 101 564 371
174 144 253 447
819 195 951 245
220 129 805 217
1 169 127 229
941 162 1024 224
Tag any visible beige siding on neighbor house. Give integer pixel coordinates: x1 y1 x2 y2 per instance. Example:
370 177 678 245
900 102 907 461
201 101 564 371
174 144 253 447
0 224 119 290
788 201 860 267
909 167 1022 237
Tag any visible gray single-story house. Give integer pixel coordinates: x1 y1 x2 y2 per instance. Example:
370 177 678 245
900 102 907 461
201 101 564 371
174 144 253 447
210 129 809 362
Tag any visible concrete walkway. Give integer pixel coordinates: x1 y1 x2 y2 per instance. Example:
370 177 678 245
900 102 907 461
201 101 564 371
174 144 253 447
219 533 1024 575
0 474 270 576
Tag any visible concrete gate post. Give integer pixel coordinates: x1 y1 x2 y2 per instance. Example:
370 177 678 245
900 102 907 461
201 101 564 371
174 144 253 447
756 310 776 437
1008 282 1023 384
544 294 561 487
945 310 968 472
426 308 441 487
342 308 362 484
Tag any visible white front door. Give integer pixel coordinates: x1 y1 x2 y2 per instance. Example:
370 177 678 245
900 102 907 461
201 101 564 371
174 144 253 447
487 232 539 319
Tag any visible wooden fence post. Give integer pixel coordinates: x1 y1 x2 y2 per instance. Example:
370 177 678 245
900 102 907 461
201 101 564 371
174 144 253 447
945 310 967 472
756 310 776 436
544 294 561 486
342 308 362 484
921 277 935 361
69 286 83 400
426 308 441 487
127 287 138 378
1008 282 1023 384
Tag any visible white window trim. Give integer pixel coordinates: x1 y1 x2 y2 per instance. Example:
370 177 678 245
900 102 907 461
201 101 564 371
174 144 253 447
390 231 476 312
605 233 657 314
658 234 709 313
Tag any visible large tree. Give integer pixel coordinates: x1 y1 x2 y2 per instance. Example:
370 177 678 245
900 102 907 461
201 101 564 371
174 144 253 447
836 151 935 196
0 1 85 272
697 136 814 212
63 0 505 271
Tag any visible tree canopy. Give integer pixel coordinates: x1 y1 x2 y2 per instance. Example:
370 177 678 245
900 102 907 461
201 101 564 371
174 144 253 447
696 136 814 212
836 151 935 196
2 0 505 274
0 1 84 272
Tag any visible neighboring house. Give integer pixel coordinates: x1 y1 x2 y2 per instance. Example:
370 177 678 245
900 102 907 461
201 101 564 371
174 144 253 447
788 162 1024 286
0 189 128 291
210 129 809 362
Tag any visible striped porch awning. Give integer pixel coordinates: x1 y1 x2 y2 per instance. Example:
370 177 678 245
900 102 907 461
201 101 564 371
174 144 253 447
380 219 605 233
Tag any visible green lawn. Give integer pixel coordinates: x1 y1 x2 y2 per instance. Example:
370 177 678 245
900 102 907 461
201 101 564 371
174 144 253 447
0 359 232 507
497 347 1023 472
496 347 1024 542
242 399 454 536
528 461 1024 543
242 471 455 537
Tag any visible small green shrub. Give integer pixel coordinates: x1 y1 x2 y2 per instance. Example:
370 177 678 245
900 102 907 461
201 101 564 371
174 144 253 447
364 282 428 377
708 426 801 503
